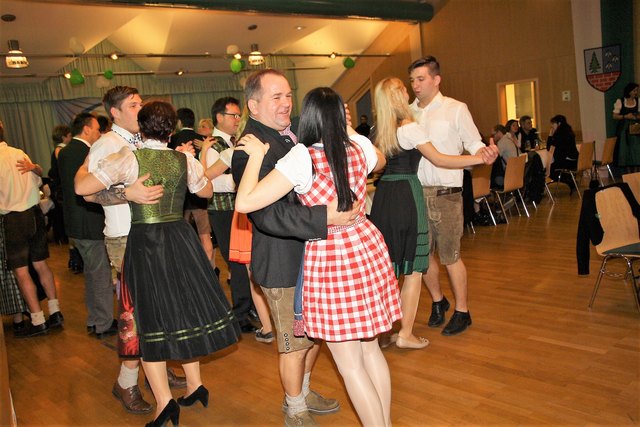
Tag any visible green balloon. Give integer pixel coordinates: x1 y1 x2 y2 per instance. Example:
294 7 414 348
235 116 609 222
104 69 114 80
343 57 356 69
69 68 85 85
240 59 246 69
230 58 242 73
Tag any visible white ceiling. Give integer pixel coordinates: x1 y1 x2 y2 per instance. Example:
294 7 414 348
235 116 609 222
0 0 402 86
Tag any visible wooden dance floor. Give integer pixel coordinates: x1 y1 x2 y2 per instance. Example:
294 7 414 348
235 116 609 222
3 186 639 426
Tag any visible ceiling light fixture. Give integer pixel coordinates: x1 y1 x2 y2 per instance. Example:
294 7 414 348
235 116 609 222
248 43 264 66
109 52 119 60
329 52 337 59
5 40 29 69
176 69 184 76
64 72 71 79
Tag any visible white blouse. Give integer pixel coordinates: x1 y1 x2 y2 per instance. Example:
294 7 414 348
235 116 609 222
397 122 430 150
613 98 638 114
93 139 209 194
275 133 378 194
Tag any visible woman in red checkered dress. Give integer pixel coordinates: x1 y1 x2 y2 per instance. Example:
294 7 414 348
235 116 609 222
235 87 401 427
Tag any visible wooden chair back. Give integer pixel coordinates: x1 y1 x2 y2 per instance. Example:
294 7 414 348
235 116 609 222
601 137 616 166
502 154 526 193
622 172 640 204
576 141 595 173
472 163 493 199
595 187 639 255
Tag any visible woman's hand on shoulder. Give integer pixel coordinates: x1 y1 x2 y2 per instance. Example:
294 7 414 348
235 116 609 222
235 134 269 157
176 141 195 157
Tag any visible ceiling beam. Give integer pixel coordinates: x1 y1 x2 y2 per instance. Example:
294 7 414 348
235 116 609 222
70 0 434 22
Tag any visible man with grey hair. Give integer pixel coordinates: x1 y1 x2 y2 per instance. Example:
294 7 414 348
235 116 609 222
232 69 359 426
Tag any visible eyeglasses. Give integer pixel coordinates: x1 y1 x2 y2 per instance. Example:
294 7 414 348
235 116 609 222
221 112 241 119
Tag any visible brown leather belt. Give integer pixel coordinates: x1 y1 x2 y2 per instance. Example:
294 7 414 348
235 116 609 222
436 187 463 196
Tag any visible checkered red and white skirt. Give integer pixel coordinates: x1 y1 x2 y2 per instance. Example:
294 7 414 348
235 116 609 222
302 218 402 341
299 143 402 341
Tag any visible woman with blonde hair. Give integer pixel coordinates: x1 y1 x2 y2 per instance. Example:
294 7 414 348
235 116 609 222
369 77 497 349
197 118 214 137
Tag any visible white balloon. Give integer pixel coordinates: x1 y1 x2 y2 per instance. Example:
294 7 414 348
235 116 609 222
226 44 239 55
69 37 85 55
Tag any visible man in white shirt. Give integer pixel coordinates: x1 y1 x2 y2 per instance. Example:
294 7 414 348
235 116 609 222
0 120 63 338
203 96 258 334
408 56 490 336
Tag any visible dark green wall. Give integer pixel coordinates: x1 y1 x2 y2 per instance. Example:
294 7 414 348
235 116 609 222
602 0 635 136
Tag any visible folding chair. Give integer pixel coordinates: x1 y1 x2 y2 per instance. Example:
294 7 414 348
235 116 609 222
596 137 616 185
622 172 640 204
491 154 528 224
468 163 496 233
588 186 640 312
555 140 594 200
543 145 556 204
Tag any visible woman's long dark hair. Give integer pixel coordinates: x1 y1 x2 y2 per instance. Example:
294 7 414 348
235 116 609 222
297 87 355 212
550 114 575 141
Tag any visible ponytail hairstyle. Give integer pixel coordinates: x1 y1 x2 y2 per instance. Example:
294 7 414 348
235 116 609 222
298 87 355 212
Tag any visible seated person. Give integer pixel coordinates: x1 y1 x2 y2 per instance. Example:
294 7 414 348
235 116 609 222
546 114 579 191
491 124 519 187
517 115 539 151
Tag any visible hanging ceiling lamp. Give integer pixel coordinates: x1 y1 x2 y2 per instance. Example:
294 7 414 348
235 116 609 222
248 44 264 66
5 40 29 69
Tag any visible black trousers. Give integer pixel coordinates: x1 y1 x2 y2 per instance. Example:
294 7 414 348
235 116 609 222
209 209 254 323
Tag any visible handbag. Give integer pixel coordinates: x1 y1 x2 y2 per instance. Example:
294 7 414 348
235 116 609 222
630 121 640 135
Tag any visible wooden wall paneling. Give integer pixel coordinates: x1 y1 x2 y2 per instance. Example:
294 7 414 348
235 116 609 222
418 0 581 137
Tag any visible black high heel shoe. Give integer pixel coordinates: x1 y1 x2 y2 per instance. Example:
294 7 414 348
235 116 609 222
177 385 209 408
146 399 180 427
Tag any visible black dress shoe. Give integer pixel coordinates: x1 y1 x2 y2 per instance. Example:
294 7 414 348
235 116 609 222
428 296 450 327
239 320 257 333
96 320 118 339
441 311 472 336
47 311 64 329
177 384 209 407
146 399 180 427
14 322 49 338
12 320 26 331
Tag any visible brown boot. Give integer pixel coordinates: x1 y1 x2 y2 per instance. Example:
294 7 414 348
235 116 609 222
167 368 187 389
144 368 187 390
112 382 153 414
